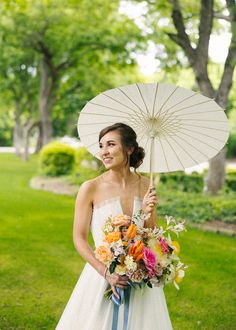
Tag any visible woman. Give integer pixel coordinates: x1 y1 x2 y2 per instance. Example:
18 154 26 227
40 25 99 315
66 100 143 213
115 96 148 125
56 123 172 330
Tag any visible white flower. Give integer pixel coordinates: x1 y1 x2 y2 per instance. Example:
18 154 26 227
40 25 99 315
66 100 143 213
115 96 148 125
124 256 137 272
110 239 125 257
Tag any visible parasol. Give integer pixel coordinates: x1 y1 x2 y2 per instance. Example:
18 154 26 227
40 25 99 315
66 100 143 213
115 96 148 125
77 82 230 185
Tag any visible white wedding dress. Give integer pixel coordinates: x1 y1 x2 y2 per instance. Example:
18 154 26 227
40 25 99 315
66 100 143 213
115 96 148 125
56 196 173 330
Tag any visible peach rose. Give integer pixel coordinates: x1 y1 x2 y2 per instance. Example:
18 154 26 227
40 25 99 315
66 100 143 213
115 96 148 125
95 245 111 263
111 214 131 227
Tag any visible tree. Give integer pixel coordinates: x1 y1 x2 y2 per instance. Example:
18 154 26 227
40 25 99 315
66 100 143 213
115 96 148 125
0 0 143 153
138 0 236 194
0 26 39 159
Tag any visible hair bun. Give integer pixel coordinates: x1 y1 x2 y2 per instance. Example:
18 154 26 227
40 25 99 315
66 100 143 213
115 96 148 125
130 145 145 169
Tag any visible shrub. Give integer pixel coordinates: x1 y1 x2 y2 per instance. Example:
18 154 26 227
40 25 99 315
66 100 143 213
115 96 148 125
225 169 236 191
212 197 236 223
160 171 203 193
72 147 104 185
226 133 236 158
157 182 236 224
39 142 75 176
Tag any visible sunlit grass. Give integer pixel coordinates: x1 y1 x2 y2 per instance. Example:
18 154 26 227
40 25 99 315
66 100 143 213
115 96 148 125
0 153 235 329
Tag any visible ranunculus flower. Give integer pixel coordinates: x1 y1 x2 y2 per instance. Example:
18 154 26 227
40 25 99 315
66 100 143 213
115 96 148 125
159 237 169 254
105 231 122 243
95 245 111 263
129 269 146 283
143 247 157 278
111 214 131 227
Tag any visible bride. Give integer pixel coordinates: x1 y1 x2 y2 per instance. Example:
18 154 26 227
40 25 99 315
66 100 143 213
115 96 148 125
56 123 172 330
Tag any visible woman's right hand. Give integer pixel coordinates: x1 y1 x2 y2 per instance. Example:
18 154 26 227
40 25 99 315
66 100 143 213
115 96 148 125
105 270 129 299
142 186 158 216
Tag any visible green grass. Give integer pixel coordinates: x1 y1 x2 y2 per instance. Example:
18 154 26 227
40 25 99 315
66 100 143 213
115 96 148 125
0 153 235 329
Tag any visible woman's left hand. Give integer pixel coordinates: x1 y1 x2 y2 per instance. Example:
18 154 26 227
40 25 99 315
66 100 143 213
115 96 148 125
142 186 158 215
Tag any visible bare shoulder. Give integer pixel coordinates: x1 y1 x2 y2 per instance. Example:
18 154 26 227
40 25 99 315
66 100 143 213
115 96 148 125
137 174 150 197
76 177 100 203
139 174 150 189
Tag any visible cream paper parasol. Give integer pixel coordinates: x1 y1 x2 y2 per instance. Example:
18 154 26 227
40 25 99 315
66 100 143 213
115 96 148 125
77 82 230 185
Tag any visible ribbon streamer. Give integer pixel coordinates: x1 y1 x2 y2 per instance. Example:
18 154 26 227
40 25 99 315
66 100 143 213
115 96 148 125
111 285 131 330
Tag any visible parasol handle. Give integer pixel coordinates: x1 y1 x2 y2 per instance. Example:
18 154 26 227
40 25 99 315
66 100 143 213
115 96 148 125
148 135 156 208
149 136 155 187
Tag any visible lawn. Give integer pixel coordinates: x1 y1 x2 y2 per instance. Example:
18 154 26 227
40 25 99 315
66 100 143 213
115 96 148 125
0 153 235 330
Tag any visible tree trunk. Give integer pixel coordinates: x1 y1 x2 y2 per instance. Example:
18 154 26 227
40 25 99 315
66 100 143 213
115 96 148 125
39 56 53 145
194 70 227 194
22 126 30 161
34 122 43 153
205 148 226 195
13 113 22 156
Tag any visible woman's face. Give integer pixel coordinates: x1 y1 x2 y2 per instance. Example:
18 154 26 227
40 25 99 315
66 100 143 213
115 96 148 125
99 130 128 170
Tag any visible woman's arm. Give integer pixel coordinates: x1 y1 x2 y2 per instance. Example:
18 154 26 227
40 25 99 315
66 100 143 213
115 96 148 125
73 181 105 277
73 180 129 298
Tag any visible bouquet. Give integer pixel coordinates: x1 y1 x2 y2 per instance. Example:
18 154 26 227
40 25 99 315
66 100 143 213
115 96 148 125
95 210 187 304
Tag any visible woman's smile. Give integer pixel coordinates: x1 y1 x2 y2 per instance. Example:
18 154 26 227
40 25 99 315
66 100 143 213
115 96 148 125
103 157 113 164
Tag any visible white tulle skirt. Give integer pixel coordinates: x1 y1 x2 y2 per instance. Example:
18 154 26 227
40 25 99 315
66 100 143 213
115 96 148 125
56 263 173 330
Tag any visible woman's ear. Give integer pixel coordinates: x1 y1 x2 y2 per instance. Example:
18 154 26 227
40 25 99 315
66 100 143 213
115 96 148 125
127 147 135 155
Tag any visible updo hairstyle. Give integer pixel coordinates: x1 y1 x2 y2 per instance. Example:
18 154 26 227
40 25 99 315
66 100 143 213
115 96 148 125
99 123 145 170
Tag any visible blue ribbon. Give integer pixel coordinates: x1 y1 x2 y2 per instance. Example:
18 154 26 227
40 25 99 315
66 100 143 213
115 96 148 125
111 285 131 330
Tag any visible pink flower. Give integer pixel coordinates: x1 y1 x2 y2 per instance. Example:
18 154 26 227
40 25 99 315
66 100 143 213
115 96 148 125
159 237 169 254
143 247 157 278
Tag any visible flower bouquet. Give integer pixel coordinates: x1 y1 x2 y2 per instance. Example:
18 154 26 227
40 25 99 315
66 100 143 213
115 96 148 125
95 210 187 304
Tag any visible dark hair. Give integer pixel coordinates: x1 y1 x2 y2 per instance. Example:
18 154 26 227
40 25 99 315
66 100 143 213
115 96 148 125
99 123 145 169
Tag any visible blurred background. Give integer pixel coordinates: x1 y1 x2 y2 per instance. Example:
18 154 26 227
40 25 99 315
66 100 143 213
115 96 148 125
0 1 235 329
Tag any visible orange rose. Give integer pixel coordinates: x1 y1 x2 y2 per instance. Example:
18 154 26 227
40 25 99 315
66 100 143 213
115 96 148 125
105 231 122 243
126 224 137 239
95 245 111 263
111 214 131 227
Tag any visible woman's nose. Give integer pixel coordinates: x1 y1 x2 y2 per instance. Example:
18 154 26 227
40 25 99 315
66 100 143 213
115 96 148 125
100 146 109 156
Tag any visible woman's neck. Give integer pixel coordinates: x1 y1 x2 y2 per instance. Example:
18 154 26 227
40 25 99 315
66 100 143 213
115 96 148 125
105 168 138 189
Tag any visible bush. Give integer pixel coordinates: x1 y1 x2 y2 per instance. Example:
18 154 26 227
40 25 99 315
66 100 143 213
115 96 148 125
160 171 203 193
157 189 213 223
157 182 236 224
225 169 236 191
72 147 104 185
226 133 236 158
212 197 236 223
39 142 75 176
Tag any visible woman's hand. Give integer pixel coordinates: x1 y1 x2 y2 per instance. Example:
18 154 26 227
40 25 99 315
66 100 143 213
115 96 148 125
105 270 129 299
142 186 158 216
